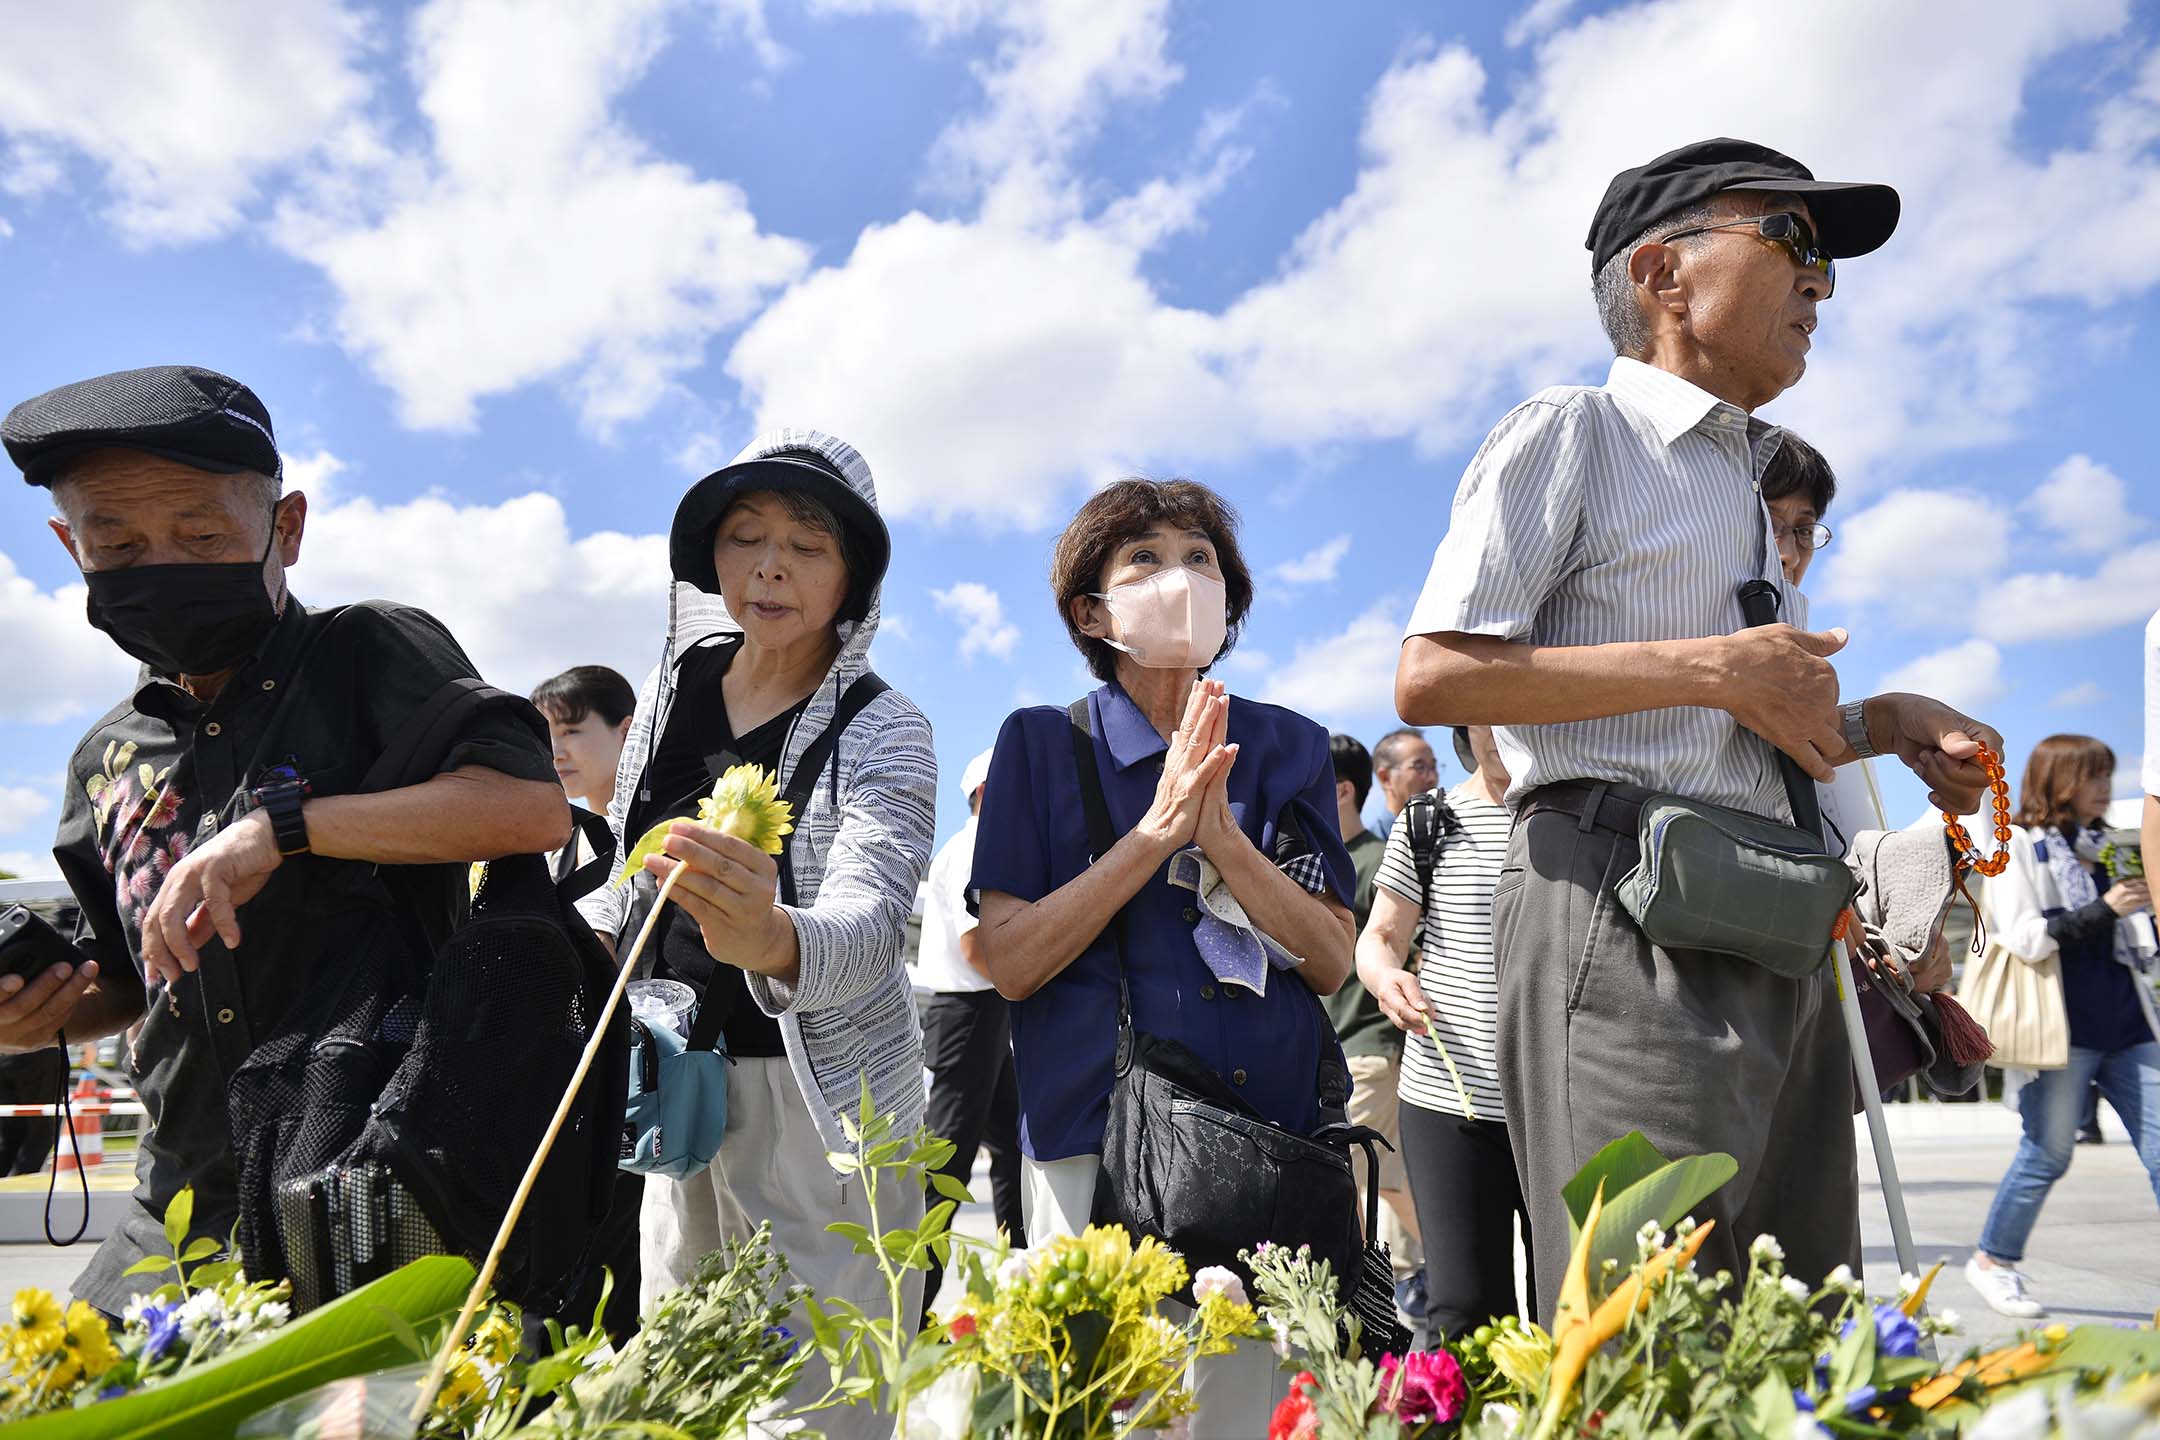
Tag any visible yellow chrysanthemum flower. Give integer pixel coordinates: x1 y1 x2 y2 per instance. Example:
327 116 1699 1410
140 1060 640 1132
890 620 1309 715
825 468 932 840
434 1355 486 1413
63 1302 119 1380
698 764 795 855
9 1290 64 1364
472 1312 519 1367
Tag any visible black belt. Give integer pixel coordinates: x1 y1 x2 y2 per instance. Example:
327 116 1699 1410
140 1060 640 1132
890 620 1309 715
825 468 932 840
1520 779 1659 837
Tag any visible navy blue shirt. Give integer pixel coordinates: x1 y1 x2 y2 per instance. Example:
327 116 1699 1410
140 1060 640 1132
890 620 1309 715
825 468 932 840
972 682 1356 1161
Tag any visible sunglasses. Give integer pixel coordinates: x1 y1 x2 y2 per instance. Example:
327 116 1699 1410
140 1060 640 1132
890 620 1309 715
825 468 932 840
1659 212 1835 296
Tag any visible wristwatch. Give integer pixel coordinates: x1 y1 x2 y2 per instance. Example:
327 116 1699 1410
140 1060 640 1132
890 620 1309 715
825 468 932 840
252 770 312 856
1839 700 1876 760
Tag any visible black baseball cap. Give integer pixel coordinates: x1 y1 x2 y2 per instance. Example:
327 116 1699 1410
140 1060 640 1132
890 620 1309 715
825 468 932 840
4 365 282 487
669 449 891 623
1586 138 1900 275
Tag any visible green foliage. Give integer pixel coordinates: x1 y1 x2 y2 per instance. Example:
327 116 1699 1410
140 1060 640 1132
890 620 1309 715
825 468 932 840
1559 1132 1737 1276
6 1257 474 1440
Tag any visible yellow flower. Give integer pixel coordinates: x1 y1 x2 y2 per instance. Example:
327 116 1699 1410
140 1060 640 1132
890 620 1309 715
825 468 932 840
471 1311 519 1367
699 764 795 855
434 1354 486 1414
63 1302 118 1381
1489 1321 1555 1392
9 1290 64 1364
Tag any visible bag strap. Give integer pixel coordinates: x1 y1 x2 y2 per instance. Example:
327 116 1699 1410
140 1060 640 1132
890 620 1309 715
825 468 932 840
1067 699 1135 1027
558 806 615 905
680 671 890 1055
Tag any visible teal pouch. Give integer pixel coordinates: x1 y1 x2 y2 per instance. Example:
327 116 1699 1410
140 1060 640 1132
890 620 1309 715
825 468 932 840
621 1016 731 1181
1615 794 1858 979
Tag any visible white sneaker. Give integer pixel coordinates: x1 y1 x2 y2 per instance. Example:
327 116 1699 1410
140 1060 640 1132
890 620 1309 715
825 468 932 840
1966 1256 2045 1318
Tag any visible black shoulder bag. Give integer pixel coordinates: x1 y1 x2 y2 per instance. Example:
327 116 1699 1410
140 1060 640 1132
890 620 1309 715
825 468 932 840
1067 700 1404 1347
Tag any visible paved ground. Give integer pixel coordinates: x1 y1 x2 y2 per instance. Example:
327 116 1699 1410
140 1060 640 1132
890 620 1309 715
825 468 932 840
3 1104 2151 1354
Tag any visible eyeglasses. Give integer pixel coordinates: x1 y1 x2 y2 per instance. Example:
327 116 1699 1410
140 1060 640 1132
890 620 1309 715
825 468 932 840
1773 522 1833 552
1659 212 1835 297
1389 758 1439 777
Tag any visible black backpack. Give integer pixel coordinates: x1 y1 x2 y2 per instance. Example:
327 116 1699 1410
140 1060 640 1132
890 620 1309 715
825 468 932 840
220 678 627 1314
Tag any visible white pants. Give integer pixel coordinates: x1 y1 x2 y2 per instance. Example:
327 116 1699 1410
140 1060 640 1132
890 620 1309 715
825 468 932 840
643 1057 923 1440
1020 1155 1291 1440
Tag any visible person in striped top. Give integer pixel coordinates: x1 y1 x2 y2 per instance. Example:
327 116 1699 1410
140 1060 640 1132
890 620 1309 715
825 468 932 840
1356 724 1528 1338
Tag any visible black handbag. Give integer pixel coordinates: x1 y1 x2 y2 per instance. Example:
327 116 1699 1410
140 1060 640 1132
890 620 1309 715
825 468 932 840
1066 699 1383 1317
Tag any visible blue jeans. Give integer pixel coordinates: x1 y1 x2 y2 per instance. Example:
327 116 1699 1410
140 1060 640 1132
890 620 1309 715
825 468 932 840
1978 1042 2160 1264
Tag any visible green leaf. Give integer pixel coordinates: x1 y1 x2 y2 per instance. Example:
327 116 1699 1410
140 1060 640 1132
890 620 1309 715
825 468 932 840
187 1261 243 1289
1 1255 474 1440
122 1256 174 1279
1743 1372 1799 1437
929 1172 976 1206
161 1188 194 1256
1830 1311 1877 1397
179 1237 221 1264
2052 1324 2160 1375
1559 1133 1738 1274
615 818 678 885
366 1302 425 1360
918 1200 957 1241
826 1221 873 1253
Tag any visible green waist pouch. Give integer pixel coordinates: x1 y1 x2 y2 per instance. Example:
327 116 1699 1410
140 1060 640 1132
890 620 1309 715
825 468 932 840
1615 794 1858 979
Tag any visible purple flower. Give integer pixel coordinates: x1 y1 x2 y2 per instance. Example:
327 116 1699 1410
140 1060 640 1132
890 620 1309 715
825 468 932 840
1793 1390 1816 1413
1376 1350 1467 1426
764 1324 798 1358
141 1302 182 1362
1871 1303 1920 1359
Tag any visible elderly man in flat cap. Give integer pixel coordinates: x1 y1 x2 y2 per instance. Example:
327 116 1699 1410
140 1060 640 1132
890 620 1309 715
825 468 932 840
1395 140 2005 1314
0 366 569 1315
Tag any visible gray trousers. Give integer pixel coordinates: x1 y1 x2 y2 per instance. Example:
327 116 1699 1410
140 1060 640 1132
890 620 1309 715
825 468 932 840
1495 782 1860 1322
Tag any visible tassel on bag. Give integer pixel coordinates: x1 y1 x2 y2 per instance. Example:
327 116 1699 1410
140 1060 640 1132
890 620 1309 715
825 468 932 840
1930 991 1995 1067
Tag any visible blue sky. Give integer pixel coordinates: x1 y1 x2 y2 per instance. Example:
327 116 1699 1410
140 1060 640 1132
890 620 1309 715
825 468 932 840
4 0 2159 875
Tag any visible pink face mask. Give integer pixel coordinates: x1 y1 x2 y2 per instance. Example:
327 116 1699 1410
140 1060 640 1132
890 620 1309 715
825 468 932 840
1093 566 1229 669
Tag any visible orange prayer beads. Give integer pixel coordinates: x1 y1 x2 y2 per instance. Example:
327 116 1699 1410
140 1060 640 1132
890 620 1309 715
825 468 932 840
1943 745 2012 877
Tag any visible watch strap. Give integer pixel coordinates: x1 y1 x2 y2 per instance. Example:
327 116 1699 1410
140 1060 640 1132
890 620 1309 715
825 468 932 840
1840 700 1876 760
257 780 311 856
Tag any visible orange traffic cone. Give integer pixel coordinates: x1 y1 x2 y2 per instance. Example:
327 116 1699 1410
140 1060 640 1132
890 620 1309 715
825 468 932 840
53 1075 103 1172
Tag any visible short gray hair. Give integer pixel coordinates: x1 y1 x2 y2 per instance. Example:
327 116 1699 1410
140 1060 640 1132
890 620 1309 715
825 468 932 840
1591 197 1722 357
50 464 281 528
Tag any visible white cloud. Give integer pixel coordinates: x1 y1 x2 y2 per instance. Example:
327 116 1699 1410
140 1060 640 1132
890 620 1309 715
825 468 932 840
0 550 140 725
1986 539 2160 642
271 0 808 433
0 850 58 882
1817 488 2010 615
2022 453 2147 553
1272 535 1351 586
0 786 51 836
296 483 668 695
931 581 1021 661
1258 600 1405 726
282 449 348 507
1878 639 2006 715
0 1 371 243
2051 680 2106 708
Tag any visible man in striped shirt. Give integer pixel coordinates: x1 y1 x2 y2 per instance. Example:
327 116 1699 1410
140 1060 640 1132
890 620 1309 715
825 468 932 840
1395 139 2005 1318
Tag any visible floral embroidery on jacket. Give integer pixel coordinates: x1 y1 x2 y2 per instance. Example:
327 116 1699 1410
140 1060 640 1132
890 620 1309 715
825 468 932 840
84 738 189 940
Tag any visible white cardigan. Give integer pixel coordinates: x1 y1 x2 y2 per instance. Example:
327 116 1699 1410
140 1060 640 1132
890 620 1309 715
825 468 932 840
1980 825 2160 1046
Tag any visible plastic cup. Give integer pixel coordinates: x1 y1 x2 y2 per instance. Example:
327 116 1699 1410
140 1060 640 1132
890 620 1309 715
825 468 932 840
627 978 697 1039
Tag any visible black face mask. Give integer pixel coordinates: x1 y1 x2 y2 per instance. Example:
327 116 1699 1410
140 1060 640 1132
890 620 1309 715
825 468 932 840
83 506 283 677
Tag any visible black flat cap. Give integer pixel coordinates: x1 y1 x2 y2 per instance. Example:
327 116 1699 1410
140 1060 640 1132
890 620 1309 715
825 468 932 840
1586 138 1900 275
5 365 281 487
669 448 890 623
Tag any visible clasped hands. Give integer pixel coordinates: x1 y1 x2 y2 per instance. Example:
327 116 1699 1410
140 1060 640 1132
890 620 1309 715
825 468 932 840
1140 679 1245 860
1715 625 2003 813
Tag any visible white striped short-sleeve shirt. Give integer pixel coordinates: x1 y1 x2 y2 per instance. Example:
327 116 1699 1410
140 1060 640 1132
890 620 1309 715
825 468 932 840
1376 786 1514 1122
1405 357 1808 818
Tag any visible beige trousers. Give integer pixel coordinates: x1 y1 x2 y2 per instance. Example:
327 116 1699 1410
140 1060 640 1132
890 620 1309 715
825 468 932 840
642 1056 923 1440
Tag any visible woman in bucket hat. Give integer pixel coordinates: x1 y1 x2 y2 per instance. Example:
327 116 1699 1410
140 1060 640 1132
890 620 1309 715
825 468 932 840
578 428 934 1439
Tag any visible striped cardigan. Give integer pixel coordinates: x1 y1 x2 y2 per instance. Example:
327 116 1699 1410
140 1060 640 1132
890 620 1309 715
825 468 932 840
577 429 936 1153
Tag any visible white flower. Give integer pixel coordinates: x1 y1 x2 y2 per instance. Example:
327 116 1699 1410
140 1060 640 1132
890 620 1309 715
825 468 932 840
1269 1315 1294 1359
1823 1264 1858 1292
1965 1387 2051 1440
121 1294 153 1327
1791 1418 1834 1440
1780 1276 1812 1303
253 1300 290 1329
177 1288 228 1343
1191 1265 1248 1308
995 1252 1030 1289
1636 1221 1668 1257
1750 1234 1786 1264
1934 1308 1962 1334
1477 1401 1523 1439
1897 1272 1922 1299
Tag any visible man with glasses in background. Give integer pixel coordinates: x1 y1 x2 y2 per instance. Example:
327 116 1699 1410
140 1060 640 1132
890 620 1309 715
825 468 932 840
1370 728 1439 843
1395 139 2004 1316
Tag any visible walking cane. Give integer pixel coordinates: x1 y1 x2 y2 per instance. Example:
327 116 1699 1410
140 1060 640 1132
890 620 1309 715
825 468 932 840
1737 582 1931 1324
